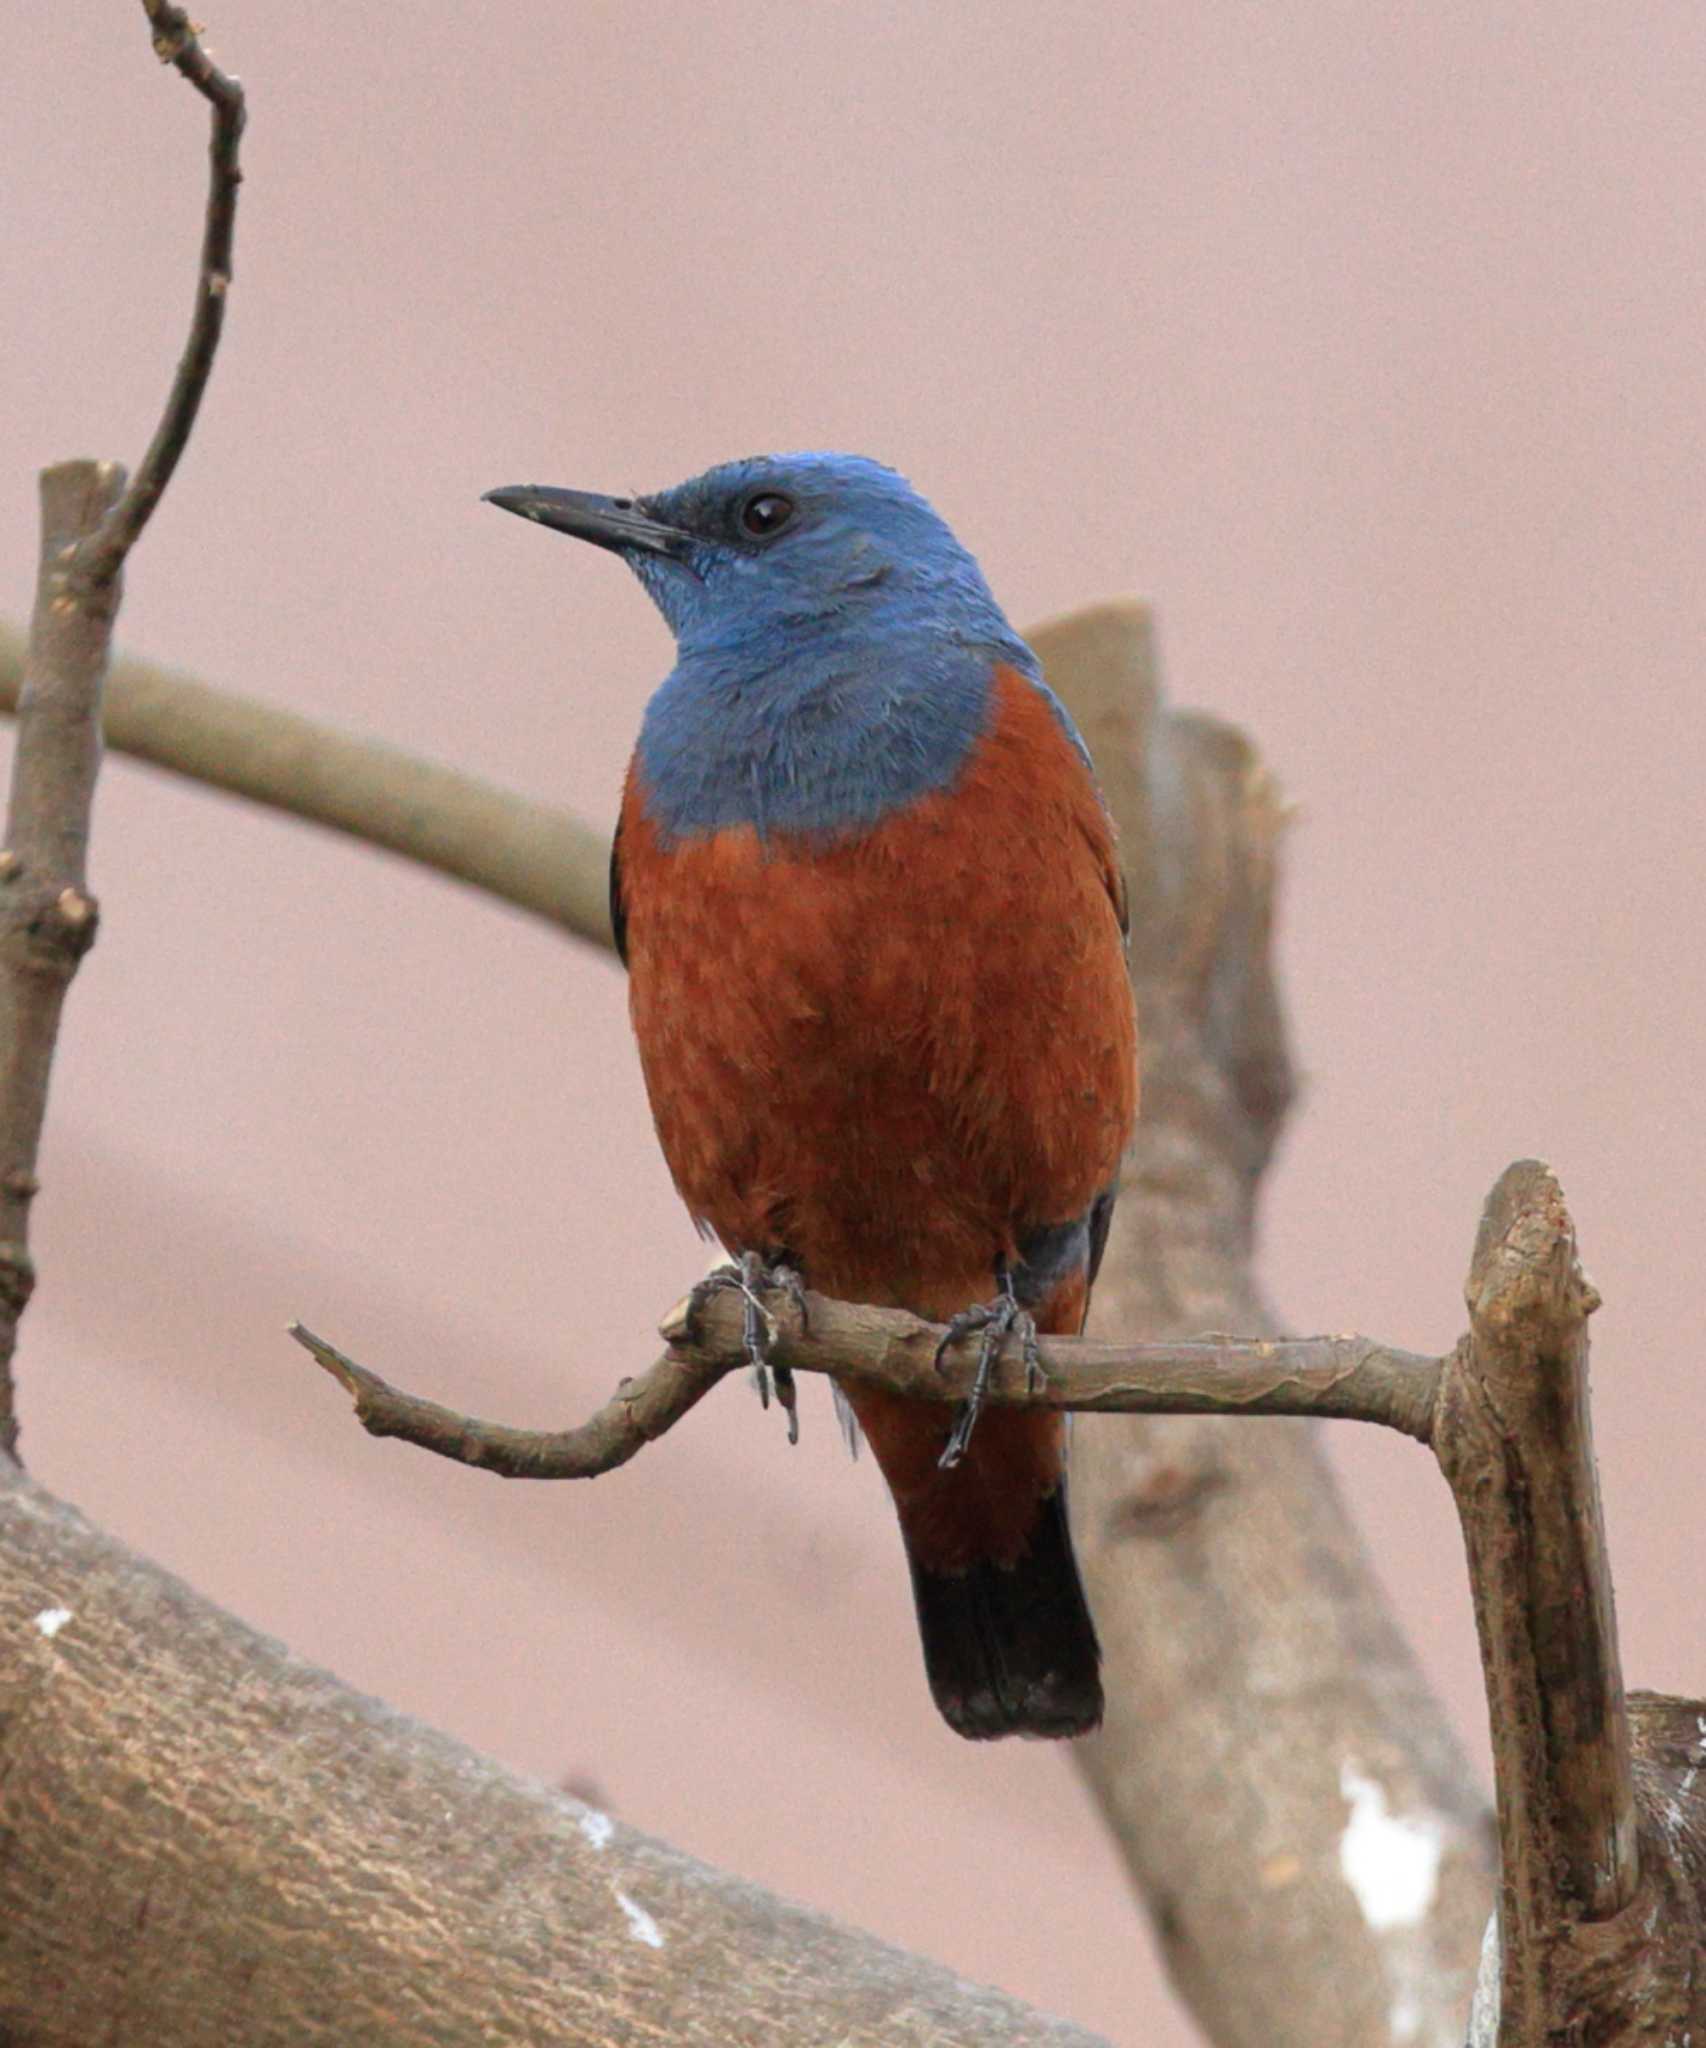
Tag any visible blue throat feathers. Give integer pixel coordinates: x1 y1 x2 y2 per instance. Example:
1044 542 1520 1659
618 453 1083 845
635 624 1012 843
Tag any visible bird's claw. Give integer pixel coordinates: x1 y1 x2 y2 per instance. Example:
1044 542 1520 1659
1021 1321 1048 1398
688 1252 807 1446
934 1273 1042 1470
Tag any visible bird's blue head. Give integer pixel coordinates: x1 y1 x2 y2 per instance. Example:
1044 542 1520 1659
485 452 1028 654
485 452 1067 841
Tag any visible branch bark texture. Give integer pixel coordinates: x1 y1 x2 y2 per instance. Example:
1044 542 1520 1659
0 1462 1110 2048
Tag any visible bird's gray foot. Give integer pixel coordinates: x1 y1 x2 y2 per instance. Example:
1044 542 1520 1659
935 1263 1044 1469
687 1251 808 1445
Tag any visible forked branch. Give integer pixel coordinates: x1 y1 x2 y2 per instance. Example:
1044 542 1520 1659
0 5 245 1460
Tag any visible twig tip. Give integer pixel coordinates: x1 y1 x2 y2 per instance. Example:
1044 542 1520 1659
289 1321 362 1394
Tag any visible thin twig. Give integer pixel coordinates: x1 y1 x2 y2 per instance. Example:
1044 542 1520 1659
76 5 247 590
293 1288 1442 1480
292 1322 728 1479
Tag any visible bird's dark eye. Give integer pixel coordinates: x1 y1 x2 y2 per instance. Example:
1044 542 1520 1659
739 491 796 539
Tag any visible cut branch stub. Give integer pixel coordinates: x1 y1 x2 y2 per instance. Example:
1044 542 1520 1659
1449 1159 1633 1927
1433 1160 1705 2045
1030 603 1296 1176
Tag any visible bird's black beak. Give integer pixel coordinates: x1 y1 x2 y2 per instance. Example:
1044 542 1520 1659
482 485 693 560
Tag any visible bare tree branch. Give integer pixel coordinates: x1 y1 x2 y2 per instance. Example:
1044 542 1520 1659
76 4 246 589
292 1319 728 1479
0 463 127 1459
1450 1161 1635 1923
293 1296 1441 1480
1467 1707 1706 2048
0 627 615 946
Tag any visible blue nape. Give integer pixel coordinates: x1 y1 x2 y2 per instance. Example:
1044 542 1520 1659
617 453 1084 842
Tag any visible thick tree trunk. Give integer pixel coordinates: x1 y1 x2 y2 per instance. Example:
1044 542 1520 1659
1035 604 1498 2048
0 1464 1109 2048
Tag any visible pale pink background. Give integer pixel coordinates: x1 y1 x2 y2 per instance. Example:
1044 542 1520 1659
7 7 1706 2042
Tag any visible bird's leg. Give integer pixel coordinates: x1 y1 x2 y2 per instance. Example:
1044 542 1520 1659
686 1251 809 1445
934 1259 1043 1470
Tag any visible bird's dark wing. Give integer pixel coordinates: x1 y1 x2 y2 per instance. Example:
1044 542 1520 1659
1014 1186 1122 1330
609 815 629 966
1085 1184 1118 1299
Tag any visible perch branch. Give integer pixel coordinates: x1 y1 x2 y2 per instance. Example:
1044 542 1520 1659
293 1295 1441 1480
292 1321 728 1479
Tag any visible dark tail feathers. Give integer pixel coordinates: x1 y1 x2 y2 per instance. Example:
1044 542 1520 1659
906 1484 1102 1740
